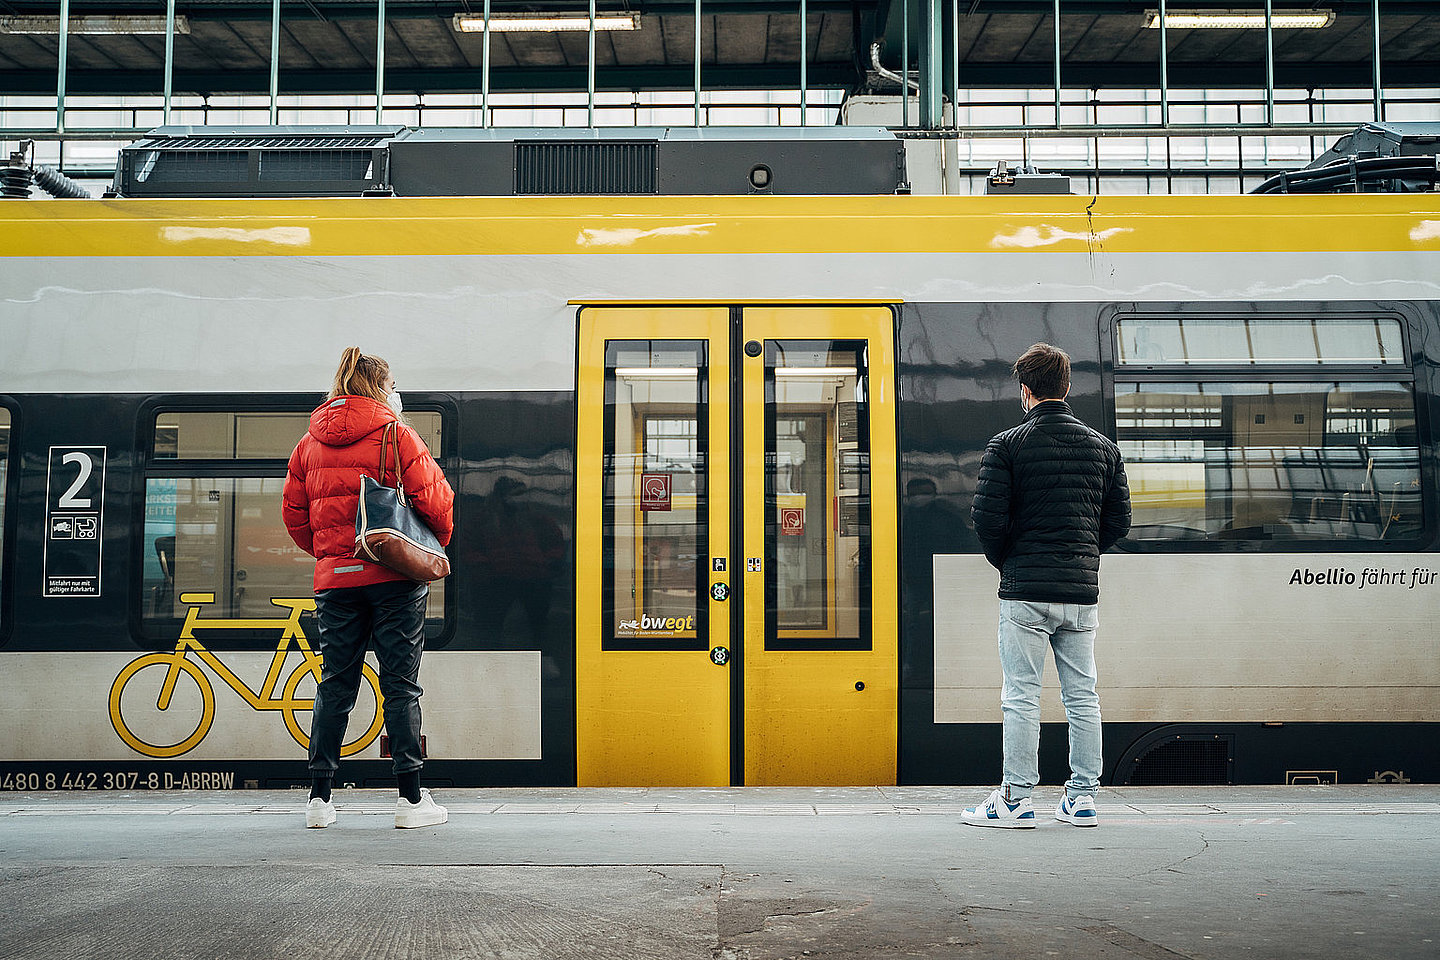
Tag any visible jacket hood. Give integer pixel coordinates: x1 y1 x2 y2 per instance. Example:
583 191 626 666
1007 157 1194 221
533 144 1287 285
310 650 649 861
308 395 397 447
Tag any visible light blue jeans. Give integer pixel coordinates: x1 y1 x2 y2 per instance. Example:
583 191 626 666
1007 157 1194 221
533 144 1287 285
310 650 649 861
997 599 1102 801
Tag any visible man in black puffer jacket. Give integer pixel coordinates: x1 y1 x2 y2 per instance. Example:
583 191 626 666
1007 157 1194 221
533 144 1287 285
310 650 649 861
962 343 1130 830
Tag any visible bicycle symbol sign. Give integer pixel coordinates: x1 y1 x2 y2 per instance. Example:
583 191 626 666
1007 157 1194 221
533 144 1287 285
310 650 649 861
108 593 385 759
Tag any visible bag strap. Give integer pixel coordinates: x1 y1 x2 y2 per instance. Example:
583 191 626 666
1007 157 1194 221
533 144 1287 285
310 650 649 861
377 422 391 483
383 421 409 505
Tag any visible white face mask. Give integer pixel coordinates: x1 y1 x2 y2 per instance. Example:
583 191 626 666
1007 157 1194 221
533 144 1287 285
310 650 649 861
386 390 403 416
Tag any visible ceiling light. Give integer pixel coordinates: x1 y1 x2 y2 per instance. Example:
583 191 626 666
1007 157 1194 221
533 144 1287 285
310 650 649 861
776 367 860 378
453 13 640 33
0 15 190 35
1143 9 1335 29
614 367 698 379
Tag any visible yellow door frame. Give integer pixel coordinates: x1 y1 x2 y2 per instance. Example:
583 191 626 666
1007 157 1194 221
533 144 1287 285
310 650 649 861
575 307 732 786
576 303 898 786
740 306 899 785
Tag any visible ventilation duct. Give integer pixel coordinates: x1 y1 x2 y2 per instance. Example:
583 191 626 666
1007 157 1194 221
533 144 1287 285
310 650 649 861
109 126 908 198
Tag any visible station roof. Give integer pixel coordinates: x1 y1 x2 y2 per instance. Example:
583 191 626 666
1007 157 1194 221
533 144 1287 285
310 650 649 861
1 0 1438 96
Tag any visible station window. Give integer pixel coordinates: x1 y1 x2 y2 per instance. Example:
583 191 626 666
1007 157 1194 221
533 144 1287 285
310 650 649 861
141 408 445 636
1114 313 1422 543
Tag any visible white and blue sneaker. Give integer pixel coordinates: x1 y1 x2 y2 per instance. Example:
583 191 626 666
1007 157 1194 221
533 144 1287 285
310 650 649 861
962 788 1036 829
1056 793 1099 826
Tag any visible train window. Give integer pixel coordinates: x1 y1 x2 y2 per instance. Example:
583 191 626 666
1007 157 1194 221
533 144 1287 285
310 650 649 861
603 341 709 650
1116 316 1404 366
141 477 304 621
141 409 446 634
152 412 442 459
1116 381 1422 542
766 341 871 648
153 412 311 459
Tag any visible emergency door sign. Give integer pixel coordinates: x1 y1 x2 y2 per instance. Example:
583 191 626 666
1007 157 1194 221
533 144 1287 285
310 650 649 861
44 446 106 597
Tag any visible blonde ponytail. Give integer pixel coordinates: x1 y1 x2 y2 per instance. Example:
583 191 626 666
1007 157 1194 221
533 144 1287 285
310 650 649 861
328 346 391 403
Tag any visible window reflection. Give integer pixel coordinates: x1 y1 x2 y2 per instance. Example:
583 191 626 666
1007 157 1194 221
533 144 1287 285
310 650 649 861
1116 316 1404 366
154 410 441 458
604 342 708 648
766 341 870 648
1117 382 1422 541
142 477 306 618
142 408 446 636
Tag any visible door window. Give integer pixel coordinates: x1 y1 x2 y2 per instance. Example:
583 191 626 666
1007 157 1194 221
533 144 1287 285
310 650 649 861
603 341 709 650
765 341 871 648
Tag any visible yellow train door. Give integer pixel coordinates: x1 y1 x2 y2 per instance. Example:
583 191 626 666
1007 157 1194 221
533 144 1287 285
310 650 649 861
575 305 897 786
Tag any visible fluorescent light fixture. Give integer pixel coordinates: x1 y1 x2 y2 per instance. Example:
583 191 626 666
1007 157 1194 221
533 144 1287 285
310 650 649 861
0 14 190 35
1143 9 1335 28
614 367 698 379
453 13 640 33
776 367 860 378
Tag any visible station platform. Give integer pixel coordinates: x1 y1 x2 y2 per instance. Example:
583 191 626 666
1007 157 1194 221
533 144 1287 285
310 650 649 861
3 784 1436 960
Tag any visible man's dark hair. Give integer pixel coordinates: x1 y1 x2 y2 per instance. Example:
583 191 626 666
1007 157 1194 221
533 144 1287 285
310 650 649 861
1013 343 1071 400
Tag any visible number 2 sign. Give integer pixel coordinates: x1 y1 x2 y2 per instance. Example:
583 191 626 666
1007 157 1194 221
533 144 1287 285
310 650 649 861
44 446 106 597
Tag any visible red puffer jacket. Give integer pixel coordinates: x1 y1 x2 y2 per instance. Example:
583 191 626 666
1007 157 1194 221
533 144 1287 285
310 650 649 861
282 395 454 591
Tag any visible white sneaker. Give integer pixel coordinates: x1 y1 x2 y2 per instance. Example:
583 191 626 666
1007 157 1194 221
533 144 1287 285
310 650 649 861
1056 793 1099 826
306 797 336 829
961 788 1036 828
395 788 447 829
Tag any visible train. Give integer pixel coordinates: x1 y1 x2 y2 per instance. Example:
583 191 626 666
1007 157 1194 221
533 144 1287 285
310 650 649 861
1 190 1437 791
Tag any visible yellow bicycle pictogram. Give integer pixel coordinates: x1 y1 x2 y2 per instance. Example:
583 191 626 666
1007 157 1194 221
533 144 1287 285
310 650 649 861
109 592 385 759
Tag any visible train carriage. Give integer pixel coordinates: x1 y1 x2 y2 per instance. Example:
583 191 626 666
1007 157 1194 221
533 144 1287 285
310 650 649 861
1 192 1437 791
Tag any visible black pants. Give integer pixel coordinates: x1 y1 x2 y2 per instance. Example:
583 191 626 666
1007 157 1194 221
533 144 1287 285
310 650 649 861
309 579 428 776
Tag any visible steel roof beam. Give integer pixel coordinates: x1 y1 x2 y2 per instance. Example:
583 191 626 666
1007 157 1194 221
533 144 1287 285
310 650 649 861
6 59 1436 95
0 1 873 18
11 0 1440 9
0 62 864 94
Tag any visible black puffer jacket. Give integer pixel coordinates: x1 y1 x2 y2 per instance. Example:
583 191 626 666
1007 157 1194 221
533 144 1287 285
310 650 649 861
971 400 1131 603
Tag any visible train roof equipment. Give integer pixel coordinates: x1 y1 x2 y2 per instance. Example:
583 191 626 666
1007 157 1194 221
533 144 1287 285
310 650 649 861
983 160 1071 195
2 140 92 199
1251 121 1440 195
102 125 910 200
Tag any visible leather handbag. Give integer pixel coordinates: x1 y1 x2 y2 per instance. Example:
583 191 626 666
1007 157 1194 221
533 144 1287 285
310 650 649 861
354 422 451 582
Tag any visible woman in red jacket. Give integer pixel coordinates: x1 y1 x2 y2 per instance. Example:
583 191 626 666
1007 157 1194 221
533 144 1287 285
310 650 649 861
282 347 455 830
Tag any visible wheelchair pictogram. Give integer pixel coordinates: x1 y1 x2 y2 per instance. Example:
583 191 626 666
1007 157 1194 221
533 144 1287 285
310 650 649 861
109 593 385 759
